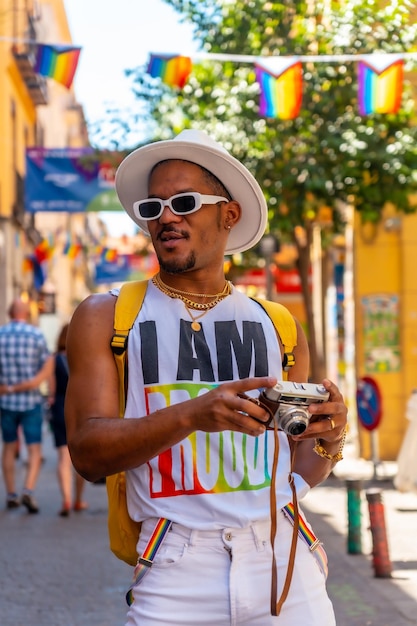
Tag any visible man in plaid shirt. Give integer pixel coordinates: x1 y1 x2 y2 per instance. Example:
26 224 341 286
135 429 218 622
0 299 52 512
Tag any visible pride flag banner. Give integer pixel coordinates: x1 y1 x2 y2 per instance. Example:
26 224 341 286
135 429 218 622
358 55 404 115
34 44 81 89
146 54 192 88
255 57 303 119
34 238 54 263
63 235 82 259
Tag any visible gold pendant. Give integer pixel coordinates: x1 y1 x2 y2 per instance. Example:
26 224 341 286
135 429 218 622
191 321 201 331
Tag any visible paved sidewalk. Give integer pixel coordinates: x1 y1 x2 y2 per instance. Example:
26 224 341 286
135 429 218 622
303 443 417 626
0 429 131 626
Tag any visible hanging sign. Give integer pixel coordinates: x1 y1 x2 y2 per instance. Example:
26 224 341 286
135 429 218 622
25 148 125 213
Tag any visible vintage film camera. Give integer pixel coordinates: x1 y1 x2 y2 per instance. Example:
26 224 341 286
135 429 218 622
260 381 330 436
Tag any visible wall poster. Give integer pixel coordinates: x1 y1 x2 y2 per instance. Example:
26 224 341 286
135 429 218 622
361 294 400 373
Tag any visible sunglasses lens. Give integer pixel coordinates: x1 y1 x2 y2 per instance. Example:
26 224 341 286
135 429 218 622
138 200 162 219
171 194 197 214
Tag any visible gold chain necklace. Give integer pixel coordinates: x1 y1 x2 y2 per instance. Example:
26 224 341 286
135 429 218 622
153 272 230 300
152 273 232 331
184 305 210 332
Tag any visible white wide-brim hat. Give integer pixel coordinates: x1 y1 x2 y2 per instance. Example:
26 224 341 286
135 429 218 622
115 129 268 255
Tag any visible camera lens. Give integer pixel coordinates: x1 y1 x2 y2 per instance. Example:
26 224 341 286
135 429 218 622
277 406 310 436
286 422 307 436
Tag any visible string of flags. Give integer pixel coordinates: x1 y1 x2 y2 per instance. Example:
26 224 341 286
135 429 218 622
11 37 414 108
146 51 417 119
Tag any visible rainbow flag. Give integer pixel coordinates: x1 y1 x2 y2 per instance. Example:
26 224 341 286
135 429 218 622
34 238 54 263
23 257 33 272
34 44 81 89
358 56 404 115
103 248 118 262
146 54 192 88
15 231 26 249
63 242 82 259
255 57 303 120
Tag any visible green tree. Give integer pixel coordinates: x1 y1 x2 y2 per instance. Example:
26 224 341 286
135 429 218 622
103 0 417 381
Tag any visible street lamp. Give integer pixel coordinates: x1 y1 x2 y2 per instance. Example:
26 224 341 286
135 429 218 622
259 234 280 300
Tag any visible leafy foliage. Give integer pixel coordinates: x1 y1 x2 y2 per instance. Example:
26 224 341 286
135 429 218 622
101 0 417 237
96 0 417 379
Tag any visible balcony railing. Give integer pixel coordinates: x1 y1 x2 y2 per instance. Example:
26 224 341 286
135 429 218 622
12 45 48 106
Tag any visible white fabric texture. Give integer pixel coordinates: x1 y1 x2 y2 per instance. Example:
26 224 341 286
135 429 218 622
124 282 309 529
126 515 335 626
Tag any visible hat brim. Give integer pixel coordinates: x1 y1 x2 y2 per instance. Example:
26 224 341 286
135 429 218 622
115 139 267 255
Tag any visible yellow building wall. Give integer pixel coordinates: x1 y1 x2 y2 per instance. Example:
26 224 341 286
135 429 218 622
0 1 40 321
0 2 37 220
0 0 88 325
354 207 417 460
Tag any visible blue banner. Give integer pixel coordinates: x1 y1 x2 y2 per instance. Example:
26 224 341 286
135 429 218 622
94 255 131 284
25 148 126 213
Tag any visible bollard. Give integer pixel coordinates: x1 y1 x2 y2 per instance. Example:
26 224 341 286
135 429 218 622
346 479 363 554
366 488 392 578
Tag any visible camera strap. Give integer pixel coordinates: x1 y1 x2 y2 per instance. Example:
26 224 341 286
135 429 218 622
281 503 328 579
224 393 314 616
269 430 300 616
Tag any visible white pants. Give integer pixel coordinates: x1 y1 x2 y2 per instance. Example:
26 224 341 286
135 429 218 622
126 514 336 626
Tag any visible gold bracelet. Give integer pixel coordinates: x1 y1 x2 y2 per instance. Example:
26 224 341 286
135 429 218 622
313 425 348 463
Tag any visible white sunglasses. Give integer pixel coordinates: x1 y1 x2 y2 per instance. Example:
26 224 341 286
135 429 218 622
133 192 229 221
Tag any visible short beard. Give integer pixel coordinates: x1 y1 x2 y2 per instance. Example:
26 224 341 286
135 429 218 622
158 251 196 274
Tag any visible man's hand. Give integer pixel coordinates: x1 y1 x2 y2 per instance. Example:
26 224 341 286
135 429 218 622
291 378 348 443
187 376 277 436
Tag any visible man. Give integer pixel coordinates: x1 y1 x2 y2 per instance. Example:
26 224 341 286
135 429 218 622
0 299 52 512
65 130 348 625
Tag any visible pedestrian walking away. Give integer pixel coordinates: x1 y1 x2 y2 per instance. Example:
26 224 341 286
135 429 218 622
0 298 53 513
65 129 348 625
48 323 88 516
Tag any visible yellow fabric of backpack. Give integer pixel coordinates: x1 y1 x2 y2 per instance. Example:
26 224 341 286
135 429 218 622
107 280 297 566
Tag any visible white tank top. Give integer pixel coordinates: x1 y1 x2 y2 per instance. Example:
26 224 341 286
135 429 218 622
123 281 309 529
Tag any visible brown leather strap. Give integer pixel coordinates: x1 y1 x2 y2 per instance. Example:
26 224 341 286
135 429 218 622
270 423 300 616
235 391 300 616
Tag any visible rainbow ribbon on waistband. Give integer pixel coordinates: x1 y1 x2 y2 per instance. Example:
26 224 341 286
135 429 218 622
282 503 328 579
125 505 327 606
126 518 172 606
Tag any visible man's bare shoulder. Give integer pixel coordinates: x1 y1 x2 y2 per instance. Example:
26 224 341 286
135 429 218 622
74 291 116 316
69 292 117 344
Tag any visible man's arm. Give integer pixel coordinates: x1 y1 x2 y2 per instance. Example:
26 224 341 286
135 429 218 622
0 355 54 394
65 293 277 483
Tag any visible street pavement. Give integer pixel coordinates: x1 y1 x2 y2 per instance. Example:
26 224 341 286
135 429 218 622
1 430 417 625
304 442 417 626
0 428 131 626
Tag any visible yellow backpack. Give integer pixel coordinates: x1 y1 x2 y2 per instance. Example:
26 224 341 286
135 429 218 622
107 280 297 566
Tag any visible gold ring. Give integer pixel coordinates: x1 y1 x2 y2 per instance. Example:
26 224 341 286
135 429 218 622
328 417 336 430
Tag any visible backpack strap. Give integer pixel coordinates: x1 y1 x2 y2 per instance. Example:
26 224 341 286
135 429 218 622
251 298 297 379
110 281 148 418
